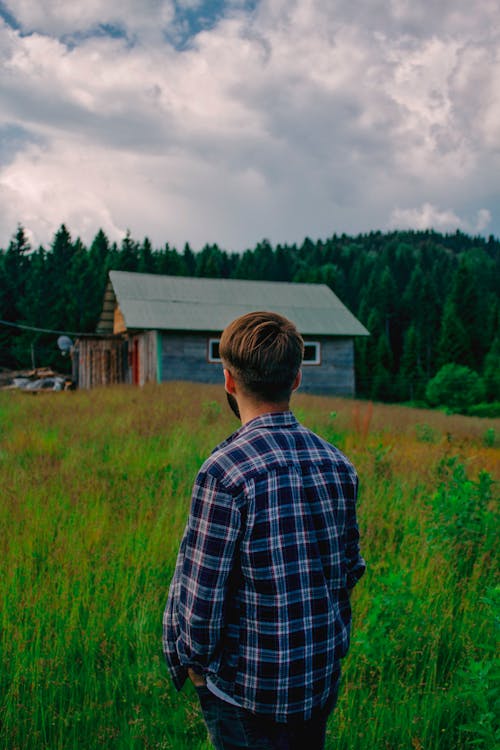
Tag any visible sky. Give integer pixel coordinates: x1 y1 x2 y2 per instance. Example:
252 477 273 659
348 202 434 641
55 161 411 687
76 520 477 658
0 0 499 252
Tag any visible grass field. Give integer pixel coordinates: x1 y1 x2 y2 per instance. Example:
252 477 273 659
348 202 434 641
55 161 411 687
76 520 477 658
0 383 498 749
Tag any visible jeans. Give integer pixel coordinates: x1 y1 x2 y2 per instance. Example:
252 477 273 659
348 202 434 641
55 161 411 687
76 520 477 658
195 683 339 750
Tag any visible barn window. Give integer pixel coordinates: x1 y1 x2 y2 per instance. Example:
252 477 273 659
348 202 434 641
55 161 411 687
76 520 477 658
208 338 221 362
303 341 321 365
209 338 321 365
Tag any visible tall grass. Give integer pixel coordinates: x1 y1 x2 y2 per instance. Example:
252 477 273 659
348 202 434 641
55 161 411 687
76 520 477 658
0 383 498 749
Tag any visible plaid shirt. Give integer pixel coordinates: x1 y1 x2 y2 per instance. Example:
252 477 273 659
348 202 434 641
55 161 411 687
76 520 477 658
163 411 365 722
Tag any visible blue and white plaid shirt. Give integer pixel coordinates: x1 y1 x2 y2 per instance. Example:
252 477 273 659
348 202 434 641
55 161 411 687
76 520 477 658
163 411 365 722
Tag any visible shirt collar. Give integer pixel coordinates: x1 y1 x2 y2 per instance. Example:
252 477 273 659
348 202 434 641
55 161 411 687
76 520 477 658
217 411 299 451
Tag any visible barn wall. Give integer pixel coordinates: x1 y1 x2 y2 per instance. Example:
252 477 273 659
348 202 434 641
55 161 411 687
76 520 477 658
159 333 355 395
159 333 224 385
300 338 355 396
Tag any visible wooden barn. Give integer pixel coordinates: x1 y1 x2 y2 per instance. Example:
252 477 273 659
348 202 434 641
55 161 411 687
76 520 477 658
76 271 369 394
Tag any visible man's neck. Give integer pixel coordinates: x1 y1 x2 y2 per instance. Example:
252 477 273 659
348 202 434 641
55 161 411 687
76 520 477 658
238 399 290 425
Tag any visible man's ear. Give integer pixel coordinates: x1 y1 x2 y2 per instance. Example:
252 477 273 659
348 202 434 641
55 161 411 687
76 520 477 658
224 368 237 394
292 370 302 392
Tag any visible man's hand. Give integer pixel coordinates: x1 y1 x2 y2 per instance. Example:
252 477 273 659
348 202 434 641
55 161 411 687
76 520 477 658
188 668 206 687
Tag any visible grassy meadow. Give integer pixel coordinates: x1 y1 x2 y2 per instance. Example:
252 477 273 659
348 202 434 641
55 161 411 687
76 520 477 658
0 383 498 749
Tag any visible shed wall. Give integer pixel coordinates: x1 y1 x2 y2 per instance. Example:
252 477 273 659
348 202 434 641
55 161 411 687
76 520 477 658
130 331 157 386
76 337 127 389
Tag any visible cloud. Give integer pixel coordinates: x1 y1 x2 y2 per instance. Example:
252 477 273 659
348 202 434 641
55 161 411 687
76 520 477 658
389 203 465 232
0 0 499 251
475 208 492 233
389 203 492 234
1 0 176 39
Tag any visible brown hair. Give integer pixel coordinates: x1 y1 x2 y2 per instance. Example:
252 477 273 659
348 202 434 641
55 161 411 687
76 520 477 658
219 311 304 402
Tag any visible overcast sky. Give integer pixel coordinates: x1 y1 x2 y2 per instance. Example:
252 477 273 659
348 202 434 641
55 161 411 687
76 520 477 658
0 0 499 252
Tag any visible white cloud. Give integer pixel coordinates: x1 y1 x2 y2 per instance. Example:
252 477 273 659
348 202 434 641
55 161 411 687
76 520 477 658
389 203 465 232
2 0 176 38
475 208 492 233
389 203 493 235
0 0 499 250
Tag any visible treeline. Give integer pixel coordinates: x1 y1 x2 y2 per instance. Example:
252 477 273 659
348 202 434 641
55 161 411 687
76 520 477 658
0 224 499 405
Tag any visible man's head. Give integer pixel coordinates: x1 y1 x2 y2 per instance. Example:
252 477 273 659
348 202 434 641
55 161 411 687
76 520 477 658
219 311 304 404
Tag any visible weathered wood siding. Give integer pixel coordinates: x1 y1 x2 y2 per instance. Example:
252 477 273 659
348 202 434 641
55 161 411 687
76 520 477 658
131 331 158 386
300 338 355 396
159 333 355 396
76 337 127 389
159 333 224 385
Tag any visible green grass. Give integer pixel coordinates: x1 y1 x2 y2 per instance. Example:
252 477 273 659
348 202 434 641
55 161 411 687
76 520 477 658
0 383 498 749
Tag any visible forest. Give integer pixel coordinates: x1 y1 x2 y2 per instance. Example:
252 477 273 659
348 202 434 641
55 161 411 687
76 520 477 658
0 224 499 409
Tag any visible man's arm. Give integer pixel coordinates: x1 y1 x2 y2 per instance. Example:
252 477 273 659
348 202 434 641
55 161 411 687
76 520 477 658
164 469 242 687
345 474 366 591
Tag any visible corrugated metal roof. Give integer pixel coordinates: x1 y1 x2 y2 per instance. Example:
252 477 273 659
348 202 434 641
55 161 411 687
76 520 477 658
101 271 369 337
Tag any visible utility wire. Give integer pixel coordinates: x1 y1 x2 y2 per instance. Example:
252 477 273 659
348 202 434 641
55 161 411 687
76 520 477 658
0 319 109 337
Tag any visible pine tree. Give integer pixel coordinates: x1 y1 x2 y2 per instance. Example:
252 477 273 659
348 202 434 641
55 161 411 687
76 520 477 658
118 230 139 271
0 225 31 365
183 243 196 275
483 335 500 402
45 224 75 329
138 237 155 273
371 332 395 402
399 325 426 401
437 298 470 369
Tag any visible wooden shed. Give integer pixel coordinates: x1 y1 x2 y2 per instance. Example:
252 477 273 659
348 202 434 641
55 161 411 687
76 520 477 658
77 271 369 395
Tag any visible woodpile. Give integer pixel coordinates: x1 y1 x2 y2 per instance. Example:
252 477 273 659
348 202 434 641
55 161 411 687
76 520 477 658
0 367 74 392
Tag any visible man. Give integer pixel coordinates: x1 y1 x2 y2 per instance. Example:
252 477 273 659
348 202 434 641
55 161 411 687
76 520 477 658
163 311 365 750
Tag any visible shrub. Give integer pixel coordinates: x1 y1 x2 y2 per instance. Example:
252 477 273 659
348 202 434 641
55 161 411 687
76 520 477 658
425 363 485 413
429 458 497 576
467 402 500 419
482 428 496 448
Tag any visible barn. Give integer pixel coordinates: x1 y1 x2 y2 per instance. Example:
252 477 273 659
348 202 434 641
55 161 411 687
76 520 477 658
76 271 369 394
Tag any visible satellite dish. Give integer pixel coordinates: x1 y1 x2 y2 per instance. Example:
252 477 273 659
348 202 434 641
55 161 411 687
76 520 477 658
57 335 74 356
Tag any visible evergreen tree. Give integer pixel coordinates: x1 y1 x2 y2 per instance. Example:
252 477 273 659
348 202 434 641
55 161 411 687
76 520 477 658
44 224 75 329
14 245 51 367
252 240 276 280
402 264 440 377
371 331 396 402
67 238 96 332
138 237 155 273
195 244 230 278
437 298 470 369
399 324 426 401
156 244 187 276
182 243 196 275
117 230 139 271
483 335 500 402
0 225 31 365
445 258 483 369
88 229 112 324
274 245 294 281
355 309 380 397
234 249 259 279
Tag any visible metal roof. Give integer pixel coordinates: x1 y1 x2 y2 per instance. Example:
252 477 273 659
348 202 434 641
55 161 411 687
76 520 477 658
98 271 369 337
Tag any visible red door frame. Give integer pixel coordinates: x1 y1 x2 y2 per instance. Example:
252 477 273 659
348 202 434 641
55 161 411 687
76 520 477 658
132 338 140 385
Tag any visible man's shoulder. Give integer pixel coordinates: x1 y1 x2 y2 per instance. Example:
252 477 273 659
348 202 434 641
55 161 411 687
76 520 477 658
197 415 357 487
